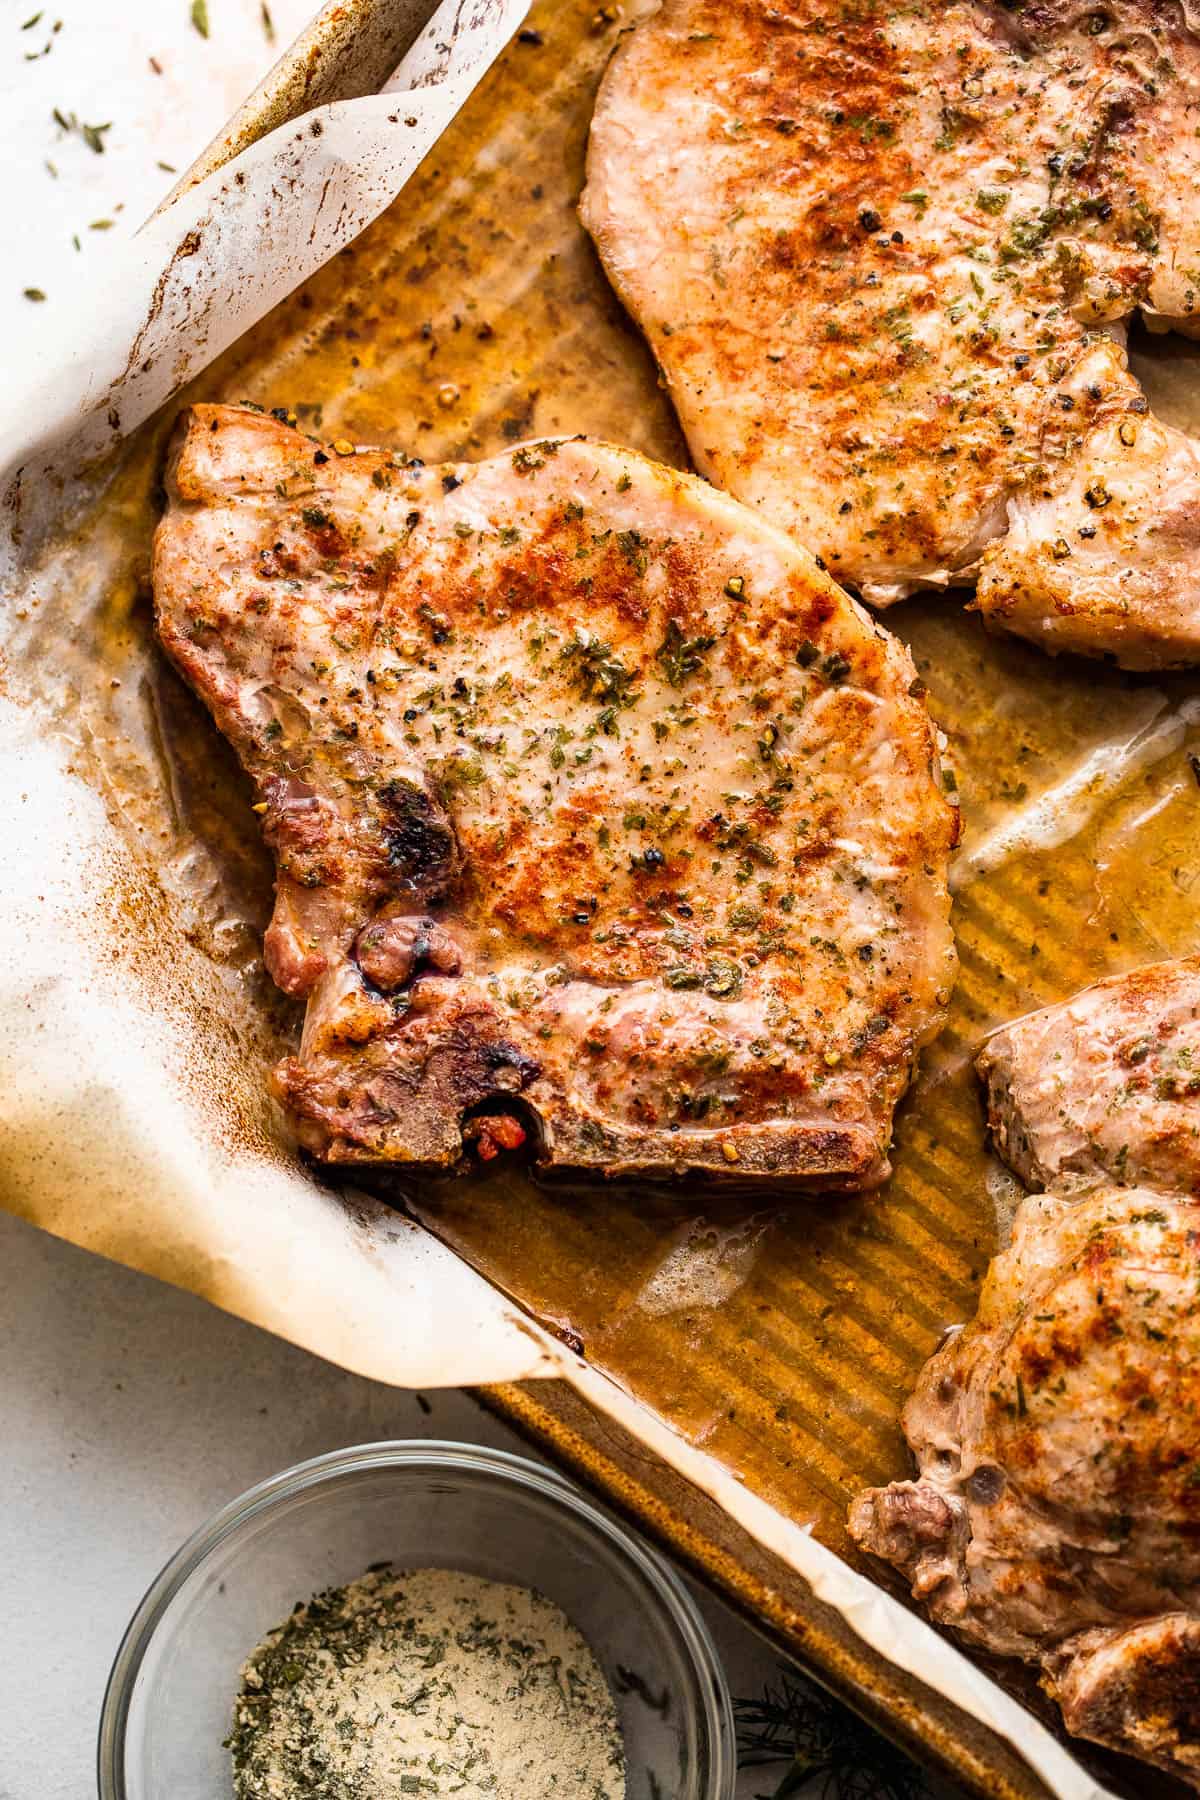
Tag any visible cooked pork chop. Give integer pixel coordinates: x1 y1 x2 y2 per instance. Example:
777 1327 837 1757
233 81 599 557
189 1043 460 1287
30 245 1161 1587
153 404 958 1180
849 1185 1200 1787
978 956 1200 1194
582 0 1200 667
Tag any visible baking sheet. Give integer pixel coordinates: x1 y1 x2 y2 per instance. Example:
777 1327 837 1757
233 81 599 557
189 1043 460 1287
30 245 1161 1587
3 2 1198 1795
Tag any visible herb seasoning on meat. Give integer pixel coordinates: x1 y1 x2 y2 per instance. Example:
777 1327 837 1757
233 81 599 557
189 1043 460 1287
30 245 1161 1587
582 0 1200 669
228 1565 625 1799
153 406 957 1188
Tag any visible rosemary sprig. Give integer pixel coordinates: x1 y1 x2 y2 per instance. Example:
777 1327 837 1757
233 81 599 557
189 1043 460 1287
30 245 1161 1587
735 1670 933 1800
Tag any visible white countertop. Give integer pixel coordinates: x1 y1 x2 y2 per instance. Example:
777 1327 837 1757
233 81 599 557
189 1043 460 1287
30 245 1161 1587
0 7 955 1796
1 1210 793 1797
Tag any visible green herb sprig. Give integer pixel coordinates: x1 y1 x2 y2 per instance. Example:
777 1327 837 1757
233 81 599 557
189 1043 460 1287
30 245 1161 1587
736 1671 932 1800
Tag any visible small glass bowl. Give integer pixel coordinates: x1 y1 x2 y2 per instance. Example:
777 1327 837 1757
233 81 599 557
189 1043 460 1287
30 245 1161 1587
99 1439 737 1799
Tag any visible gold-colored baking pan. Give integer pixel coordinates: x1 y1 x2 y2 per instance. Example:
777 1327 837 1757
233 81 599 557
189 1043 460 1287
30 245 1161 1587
25 3 1200 1794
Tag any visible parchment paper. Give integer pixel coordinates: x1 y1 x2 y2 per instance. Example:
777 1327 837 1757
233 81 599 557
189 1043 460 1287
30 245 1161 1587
5 1 1193 1792
0 0 549 1388
0 0 531 568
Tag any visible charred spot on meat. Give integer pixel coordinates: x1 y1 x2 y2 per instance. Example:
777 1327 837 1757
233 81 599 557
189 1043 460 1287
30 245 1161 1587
377 778 459 895
153 404 957 1180
583 0 1200 668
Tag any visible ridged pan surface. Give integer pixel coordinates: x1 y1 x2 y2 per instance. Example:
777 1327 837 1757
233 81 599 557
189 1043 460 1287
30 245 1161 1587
11 4 1200 1794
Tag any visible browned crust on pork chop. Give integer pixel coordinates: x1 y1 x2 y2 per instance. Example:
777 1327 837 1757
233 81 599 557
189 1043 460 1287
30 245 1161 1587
583 0 1200 667
153 404 958 1181
850 1185 1200 1785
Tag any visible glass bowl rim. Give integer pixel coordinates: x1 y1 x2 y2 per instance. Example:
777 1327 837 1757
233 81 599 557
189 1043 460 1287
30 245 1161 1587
97 1436 738 1799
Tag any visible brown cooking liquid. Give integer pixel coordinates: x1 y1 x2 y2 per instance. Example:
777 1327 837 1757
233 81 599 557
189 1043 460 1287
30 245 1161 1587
11 0 1200 1556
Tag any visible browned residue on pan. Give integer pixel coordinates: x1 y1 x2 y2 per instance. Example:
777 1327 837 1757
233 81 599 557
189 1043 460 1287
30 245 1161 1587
9 7 1200 1793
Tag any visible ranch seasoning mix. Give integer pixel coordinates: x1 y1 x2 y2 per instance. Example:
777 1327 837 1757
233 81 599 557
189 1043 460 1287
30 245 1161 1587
227 1565 626 1798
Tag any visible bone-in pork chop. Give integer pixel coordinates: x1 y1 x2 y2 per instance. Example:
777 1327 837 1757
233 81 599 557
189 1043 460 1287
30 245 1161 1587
978 956 1200 1195
153 405 958 1181
850 1184 1200 1787
582 0 1200 667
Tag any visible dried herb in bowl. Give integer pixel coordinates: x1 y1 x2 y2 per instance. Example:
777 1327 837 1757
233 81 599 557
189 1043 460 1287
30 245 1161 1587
227 1564 626 1798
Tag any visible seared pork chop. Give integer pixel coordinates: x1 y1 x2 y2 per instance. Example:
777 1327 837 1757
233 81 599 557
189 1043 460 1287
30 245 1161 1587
153 404 957 1181
582 0 1200 667
850 1185 1200 1788
978 956 1200 1194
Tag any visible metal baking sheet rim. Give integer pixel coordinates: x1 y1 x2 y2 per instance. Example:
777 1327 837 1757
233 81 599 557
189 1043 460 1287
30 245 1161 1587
75 7 1119 1799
